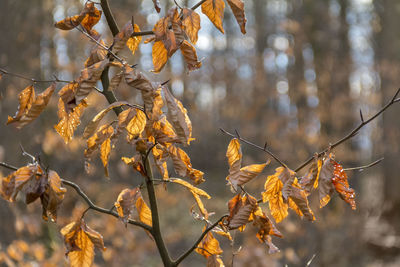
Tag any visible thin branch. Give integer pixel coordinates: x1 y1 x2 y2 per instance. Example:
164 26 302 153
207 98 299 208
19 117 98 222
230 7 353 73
294 88 400 173
0 162 151 231
191 0 207 10
344 157 384 172
220 128 287 168
174 215 229 266
76 27 125 64
0 68 70 83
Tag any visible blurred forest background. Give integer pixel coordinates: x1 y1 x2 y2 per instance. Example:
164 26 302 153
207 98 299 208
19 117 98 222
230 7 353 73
0 0 400 266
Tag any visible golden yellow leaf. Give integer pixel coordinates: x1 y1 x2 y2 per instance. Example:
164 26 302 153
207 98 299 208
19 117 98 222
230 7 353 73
262 167 288 223
114 188 140 226
226 0 247 34
59 82 78 112
54 2 97 31
7 83 55 129
121 155 146 176
201 0 225 33
100 138 111 177
168 145 205 184
162 86 193 145
182 8 201 44
54 97 88 144
81 4 102 31
195 227 223 258
126 24 142 55
84 124 114 173
152 41 168 73
136 196 152 227
180 40 202 71
171 178 211 198
149 116 180 144
126 109 146 140
226 138 242 171
152 144 169 180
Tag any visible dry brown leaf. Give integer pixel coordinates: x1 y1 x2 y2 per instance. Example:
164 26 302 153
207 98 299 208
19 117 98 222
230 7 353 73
201 0 225 33
81 4 102 31
112 22 134 53
114 188 140 226
100 137 112 177
152 144 170 180
318 155 335 208
162 86 193 145
124 65 155 92
7 84 55 129
226 0 247 34
182 9 201 44
207 255 225 267
54 2 97 31
126 24 142 55
59 82 78 112
54 97 88 144
121 155 146 176
84 124 114 173
299 157 322 194
85 40 108 67
253 212 282 254
227 194 257 229
148 116 180 145
180 40 202 71
195 226 223 258
40 170 67 222
332 160 356 210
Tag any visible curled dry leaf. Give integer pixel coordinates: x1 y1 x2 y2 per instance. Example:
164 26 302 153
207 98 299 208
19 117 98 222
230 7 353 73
262 167 288 223
167 144 205 185
227 194 257 230
84 124 114 173
226 0 247 34
136 195 152 227
152 144 169 180
152 41 168 73
54 97 88 144
112 22 134 53
180 40 202 71
81 4 102 31
121 155 146 177
75 59 109 103
182 8 201 44
126 24 142 55
148 116 180 145
54 2 99 31
162 86 193 145
332 160 356 210
108 70 124 92
7 84 55 129
318 155 336 208
126 109 146 141
207 254 225 267
253 212 282 254
201 0 225 33
124 65 155 92
195 226 223 258
40 170 67 222
59 82 79 112
114 188 140 226
225 138 269 191
61 219 106 267
299 156 322 194
85 40 107 67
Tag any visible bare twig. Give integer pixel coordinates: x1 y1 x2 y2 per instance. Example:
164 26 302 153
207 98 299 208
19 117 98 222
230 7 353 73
0 162 151 231
220 128 288 168
0 68 70 83
294 88 400 172
191 0 207 10
344 158 384 172
174 215 229 265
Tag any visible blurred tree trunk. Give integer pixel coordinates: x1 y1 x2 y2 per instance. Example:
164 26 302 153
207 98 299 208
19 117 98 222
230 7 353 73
375 0 400 225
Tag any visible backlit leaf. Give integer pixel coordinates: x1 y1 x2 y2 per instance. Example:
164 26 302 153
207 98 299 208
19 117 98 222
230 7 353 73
201 0 225 33
126 109 146 141
100 138 111 177
7 84 55 129
253 212 282 254
54 2 97 31
112 22 134 53
195 226 223 258
84 124 114 172
54 97 88 144
40 170 67 222
152 144 170 180
226 138 242 173
152 41 168 73
136 195 152 227
332 160 356 210
126 24 142 55
114 188 140 226
262 167 288 223
182 9 201 44
226 0 247 34
81 4 102 31
121 155 146 177
180 40 202 71
171 178 211 198
318 155 335 208
299 156 322 194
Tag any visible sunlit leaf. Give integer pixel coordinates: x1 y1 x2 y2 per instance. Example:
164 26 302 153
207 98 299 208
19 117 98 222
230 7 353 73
54 2 98 31
182 9 201 44
126 109 146 141
152 41 168 73
126 24 142 55
226 138 242 173
7 84 55 129
40 170 67 222
180 40 202 71
114 188 140 226
100 137 111 177
262 167 288 223
121 155 146 177
201 0 225 33
318 155 335 208
84 124 114 173
299 156 322 194
195 226 223 258
332 160 356 210
136 195 152 227
152 144 170 180
253 212 282 254
54 97 88 144
81 4 102 31
226 0 247 34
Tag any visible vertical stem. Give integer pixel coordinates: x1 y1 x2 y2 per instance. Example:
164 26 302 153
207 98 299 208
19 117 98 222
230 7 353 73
100 0 119 36
100 67 123 115
144 156 174 267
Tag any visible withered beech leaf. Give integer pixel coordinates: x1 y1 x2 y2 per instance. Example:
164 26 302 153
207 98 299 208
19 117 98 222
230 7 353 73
124 65 155 92
226 0 247 34
85 40 108 67
59 82 78 112
136 194 152 227
112 22 134 53
180 40 202 71
332 160 356 210
167 144 205 185
81 4 102 31
253 212 282 254
114 188 140 226
287 185 315 221
61 219 106 267
148 116 180 145
162 86 193 145
318 155 336 208
182 9 201 44
299 156 322 194
100 138 112 177
171 178 211 199
153 0 161 13
227 194 257 230
207 255 225 267
195 226 223 258
83 101 130 138
40 170 67 222
126 24 142 55
226 138 242 173
201 0 225 34
121 155 146 177
54 97 88 144
152 41 168 73
84 124 114 173
75 59 109 103
152 144 169 181
54 2 97 31
126 109 146 141
279 167 296 202
262 167 288 223
108 70 124 92
7 83 55 129
0 164 43 202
